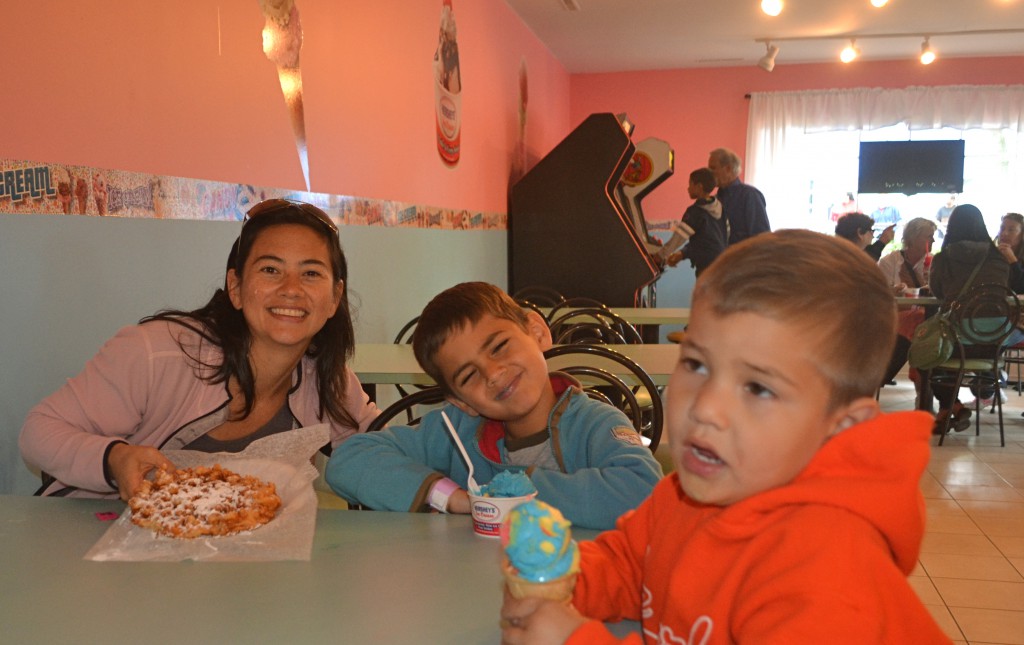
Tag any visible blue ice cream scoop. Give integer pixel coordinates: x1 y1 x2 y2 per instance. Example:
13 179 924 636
478 470 536 497
503 499 579 583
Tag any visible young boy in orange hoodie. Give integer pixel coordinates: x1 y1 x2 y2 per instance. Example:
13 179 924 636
500 230 950 644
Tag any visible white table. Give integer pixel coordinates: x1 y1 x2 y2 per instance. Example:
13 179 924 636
0 496 637 644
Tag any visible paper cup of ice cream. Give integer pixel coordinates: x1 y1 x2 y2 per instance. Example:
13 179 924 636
501 499 580 603
468 471 536 538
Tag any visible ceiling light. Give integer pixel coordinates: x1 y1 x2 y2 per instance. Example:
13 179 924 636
840 39 860 63
870 0 888 7
757 42 780 72
920 37 936 64
761 0 783 17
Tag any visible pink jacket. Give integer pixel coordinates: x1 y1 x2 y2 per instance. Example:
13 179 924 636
20 320 379 497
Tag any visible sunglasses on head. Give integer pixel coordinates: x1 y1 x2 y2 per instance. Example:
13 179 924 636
228 199 339 274
243 198 339 236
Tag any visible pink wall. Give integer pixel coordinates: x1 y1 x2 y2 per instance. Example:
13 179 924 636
0 0 570 214
571 57 1024 223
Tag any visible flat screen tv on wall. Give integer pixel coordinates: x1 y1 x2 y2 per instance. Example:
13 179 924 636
857 140 965 194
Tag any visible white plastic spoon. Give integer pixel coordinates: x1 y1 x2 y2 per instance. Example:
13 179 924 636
441 411 480 494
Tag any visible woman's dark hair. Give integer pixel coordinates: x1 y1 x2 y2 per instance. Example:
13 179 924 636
142 200 356 428
941 204 991 250
834 212 875 243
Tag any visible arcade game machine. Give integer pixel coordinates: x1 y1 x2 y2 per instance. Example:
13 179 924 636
508 113 661 310
614 136 675 307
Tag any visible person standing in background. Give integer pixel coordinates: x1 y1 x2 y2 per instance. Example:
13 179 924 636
657 168 728 277
708 147 770 245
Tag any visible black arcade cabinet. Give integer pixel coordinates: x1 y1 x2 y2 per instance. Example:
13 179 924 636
508 113 661 307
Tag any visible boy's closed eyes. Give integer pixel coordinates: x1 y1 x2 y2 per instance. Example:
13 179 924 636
434 313 557 439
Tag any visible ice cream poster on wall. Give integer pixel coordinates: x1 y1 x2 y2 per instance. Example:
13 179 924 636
433 0 462 167
0 158 505 230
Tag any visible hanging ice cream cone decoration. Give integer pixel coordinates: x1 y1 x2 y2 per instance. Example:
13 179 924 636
259 0 310 191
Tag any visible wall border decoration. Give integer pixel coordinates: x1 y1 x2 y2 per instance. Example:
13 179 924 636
0 158 506 231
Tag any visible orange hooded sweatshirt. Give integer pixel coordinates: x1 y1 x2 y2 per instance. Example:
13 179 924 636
568 410 951 644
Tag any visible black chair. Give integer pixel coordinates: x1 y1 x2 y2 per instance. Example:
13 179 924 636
514 298 549 321
366 386 447 433
930 283 1020 446
1001 339 1024 396
512 286 565 308
391 316 425 411
544 344 663 452
548 307 644 345
393 316 419 345
546 297 609 324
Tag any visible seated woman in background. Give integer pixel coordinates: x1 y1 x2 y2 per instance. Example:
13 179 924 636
877 217 937 388
996 212 1024 293
928 204 1010 432
20 199 380 499
835 212 896 261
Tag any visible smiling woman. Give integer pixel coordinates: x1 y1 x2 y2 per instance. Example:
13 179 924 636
19 199 380 500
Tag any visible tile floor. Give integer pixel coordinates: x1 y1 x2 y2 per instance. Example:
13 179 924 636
879 375 1024 644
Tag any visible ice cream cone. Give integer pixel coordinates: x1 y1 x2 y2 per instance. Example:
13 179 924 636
276 66 309 191
261 1 309 190
503 560 577 603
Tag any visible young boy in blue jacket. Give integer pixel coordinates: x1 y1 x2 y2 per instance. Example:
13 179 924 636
325 282 662 529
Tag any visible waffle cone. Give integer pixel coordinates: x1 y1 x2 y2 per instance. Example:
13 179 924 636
503 562 577 603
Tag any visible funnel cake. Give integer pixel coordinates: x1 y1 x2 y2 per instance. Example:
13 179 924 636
128 464 281 539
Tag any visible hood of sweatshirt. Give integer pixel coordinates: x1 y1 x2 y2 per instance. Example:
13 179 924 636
697 197 723 220
940 240 994 268
700 410 933 574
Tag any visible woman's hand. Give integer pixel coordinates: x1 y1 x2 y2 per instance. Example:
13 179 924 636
997 242 1019 265
106 443 175 501
878 224 896 245
500 587 587 645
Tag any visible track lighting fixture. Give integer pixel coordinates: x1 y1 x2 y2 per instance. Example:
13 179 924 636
920 37 936 64
758 42 780 72
753 28 1024 70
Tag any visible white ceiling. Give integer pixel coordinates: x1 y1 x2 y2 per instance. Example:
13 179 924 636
504 0 1024 73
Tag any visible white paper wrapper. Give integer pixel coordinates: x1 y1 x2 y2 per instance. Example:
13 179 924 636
84 424 328 562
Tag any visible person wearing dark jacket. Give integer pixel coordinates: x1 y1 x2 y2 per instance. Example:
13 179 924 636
708 147 770 245
835 212 896 261
929 204 1010 434
657 168 728 276
996 212 1024 294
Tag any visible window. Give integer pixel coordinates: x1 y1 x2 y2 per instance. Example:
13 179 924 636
746 86 1024 241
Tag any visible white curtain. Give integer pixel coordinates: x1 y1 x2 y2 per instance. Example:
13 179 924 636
745 85 1024 231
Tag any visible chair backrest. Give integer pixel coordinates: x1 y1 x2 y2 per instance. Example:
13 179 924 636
366 386 447 433
512 285 565 308
393 316 420 345
544 344 663 451
514 298 549 321
548 307 644 345
948 283 1020 355
546 297 609 323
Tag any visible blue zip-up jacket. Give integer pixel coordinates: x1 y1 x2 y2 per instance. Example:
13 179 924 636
325 374 662 529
